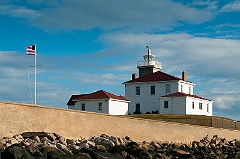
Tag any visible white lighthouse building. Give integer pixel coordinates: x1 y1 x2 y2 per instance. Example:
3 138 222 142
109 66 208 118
124 46 213 115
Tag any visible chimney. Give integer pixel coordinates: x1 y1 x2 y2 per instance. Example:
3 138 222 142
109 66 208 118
182 71 187 81
132 73 138 80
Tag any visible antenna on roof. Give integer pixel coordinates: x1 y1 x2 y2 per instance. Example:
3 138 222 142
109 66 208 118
146 45 150 64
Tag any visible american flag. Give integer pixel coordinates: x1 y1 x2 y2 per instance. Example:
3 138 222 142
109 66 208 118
26 45 36 55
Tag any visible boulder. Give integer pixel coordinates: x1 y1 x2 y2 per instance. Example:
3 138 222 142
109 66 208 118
1 144 34 159
21 132 56 141
66 139 75 145
56 143 67 150
92 137 115 151
236 140 240 148
40 146 67 158
79 142 90 149
109 136 120 146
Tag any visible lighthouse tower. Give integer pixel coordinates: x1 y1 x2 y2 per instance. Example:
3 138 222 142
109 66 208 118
137 45 162 77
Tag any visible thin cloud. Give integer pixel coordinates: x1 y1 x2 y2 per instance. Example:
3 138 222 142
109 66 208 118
100 32 240 77
0 4 39 18
27 0 215 32
220 1 240 12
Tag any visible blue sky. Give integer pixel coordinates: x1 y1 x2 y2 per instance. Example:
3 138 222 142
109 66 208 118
1 0 240 120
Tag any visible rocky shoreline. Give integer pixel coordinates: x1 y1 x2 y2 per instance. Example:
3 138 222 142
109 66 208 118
0 132 240 159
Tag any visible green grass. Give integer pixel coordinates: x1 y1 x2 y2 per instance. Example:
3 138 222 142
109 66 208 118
126 114 232 127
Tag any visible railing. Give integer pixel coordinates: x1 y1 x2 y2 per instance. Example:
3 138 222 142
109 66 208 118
137 61 162 68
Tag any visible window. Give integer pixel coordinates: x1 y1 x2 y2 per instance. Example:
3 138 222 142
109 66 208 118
136 86 140 95
189 87 191 94
207 104 209 113
98 103 102 111
181 85 183 92
151 85 155 95
164 101 168 108
192 102 194 109
166 84 170 94
199 103 202 110
135 103 140 113
81 103 85 111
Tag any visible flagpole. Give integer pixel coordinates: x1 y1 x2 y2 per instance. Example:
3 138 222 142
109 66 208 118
34 43 37 105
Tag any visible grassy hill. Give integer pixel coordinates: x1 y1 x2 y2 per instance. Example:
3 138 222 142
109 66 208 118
127 114 234 127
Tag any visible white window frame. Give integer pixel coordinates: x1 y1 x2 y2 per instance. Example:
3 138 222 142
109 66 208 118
164 101 168 109
199 103 202 110
150 85 155 95
166 84 170 94
136 86 140 95
81 103 85 111
98 102 102 111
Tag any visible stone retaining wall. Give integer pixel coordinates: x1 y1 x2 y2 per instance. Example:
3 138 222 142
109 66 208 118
0 101 240 143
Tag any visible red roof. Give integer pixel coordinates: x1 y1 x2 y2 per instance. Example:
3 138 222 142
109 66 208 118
73 90 128 101
67 94 87 105
161 92 212 101
124 71 185 84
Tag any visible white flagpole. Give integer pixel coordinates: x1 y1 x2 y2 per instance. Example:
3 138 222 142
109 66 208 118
34 43 37 105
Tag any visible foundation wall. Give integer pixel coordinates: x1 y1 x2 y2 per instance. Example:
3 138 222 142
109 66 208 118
1 101 240 143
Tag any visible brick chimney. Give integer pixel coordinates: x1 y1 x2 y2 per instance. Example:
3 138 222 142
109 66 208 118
132 73 138 80
182 71 187 81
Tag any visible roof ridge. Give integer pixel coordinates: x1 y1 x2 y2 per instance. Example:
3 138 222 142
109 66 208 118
162 92 212 101
124 71 184 84
101 90 113 98
72 90 128 101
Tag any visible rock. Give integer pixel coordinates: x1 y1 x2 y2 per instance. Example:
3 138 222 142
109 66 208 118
1 144 34 159
136 148 152 159
126 154 136 159
1 132 240 159
171 148 189 154
56 143 67 150
9 138 19 145
79 142 90 149
13 134 24 142
40 146 67 158
109 136 121 146
236 140 240 148
126 141 139 156
0 138 8 145
95 144 107 152
41 137 51 143
47 148 68 159
118 137 126 146
69 153 92 159
32 150 45 158
100 134 110 139
58 136 66 145
92 137 115 151
21 132 56 141
198 142 205 147
66 144 77 150
150 141 162 149
125 136 130 141
34 136 41 143
85 140 96 148
66 139 75 145
156 153 171 159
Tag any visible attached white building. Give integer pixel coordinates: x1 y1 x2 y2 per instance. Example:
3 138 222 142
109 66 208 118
160 92 213 116
123 46 213 115
67 90 129 115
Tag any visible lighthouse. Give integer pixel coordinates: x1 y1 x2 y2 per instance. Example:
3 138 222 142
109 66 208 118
137 45 162 77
